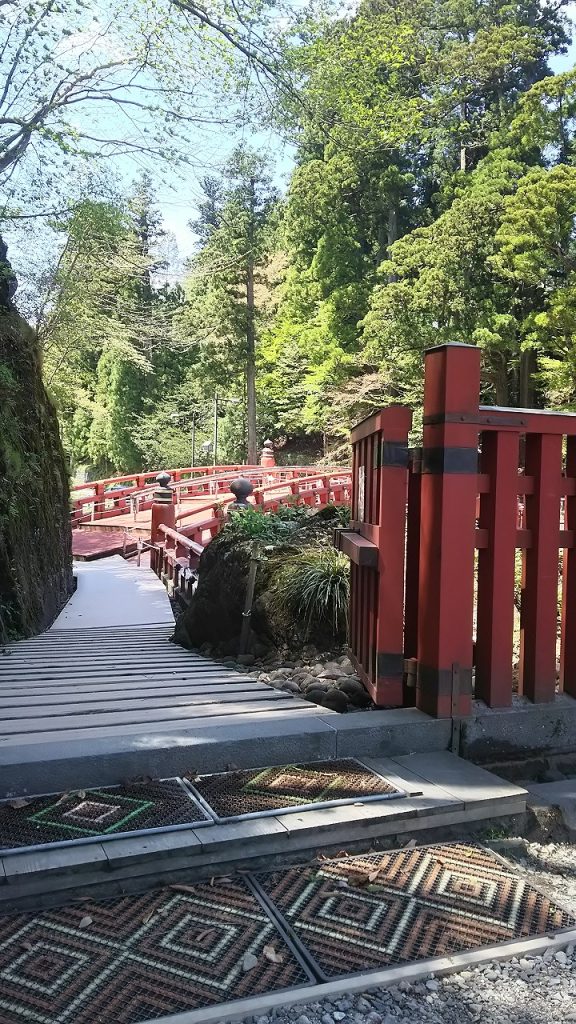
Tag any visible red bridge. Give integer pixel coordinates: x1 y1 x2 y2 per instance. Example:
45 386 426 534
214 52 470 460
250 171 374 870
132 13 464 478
71 463 352 564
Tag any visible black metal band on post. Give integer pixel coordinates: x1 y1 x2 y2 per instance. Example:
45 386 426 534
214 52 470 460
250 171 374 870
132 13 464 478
377 651 404 677
422 446 478 475
378 441 409 468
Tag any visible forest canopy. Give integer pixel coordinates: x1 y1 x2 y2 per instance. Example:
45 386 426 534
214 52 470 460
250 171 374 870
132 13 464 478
2 0 576 475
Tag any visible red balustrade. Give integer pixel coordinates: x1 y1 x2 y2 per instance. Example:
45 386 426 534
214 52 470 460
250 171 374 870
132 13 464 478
149 470 352 598
334 407 412 707
70 465 347 523
344 342 576 716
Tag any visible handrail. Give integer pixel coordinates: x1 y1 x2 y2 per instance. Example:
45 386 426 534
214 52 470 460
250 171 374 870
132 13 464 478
158 525 204 556
71 464 349 524
150 469 352 604
71 465 252 497
71 463 348 497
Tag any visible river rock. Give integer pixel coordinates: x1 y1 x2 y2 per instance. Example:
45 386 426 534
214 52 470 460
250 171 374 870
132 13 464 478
321 688 349 712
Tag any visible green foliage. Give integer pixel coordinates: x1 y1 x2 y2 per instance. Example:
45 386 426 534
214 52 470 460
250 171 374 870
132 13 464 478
0 0 276 218
178 146 278 463
270 548 350 638
258 0 574 445
227 504 312 543
39 181 194 475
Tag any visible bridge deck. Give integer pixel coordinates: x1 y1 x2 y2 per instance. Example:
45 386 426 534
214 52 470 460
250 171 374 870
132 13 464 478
0 560 328 797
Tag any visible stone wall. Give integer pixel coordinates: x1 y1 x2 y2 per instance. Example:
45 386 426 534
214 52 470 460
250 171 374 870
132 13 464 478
0 238 73 640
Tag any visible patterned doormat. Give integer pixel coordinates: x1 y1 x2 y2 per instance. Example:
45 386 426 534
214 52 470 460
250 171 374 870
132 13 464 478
0 877 313 1024
0 780 211 853
252 843 576 981
190 759 404 821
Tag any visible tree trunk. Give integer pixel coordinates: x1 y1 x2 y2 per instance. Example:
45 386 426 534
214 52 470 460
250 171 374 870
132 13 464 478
491 354 509 406
246 177 258 465
460 102 467 172
519 348 536 407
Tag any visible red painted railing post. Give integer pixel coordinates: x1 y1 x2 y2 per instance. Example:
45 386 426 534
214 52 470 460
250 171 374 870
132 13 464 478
561 437 576 696
150 473 176 544
475 431 520 706
347 405 412 706
519 433 562 702
416 344 480 718
374 407 413 705
404 448 422 662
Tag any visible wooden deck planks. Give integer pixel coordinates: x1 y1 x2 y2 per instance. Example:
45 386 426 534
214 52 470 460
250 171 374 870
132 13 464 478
0 625 317 743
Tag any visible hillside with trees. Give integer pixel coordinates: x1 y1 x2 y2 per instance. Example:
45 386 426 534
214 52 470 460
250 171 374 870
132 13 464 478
2 0 576 487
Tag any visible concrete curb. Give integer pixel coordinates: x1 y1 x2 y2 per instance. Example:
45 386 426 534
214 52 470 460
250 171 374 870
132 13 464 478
147 927 576 1024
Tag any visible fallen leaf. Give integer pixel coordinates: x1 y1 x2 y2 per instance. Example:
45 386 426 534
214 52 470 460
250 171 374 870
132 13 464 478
78 916 92 929
54 793 70 807
242 952 258 972
142 910 155 924
209 877 215 887
75 790 86 800
263 945 284 964
8 798 29 809
195 928 217 943
368 870 381 883
169 884 197 895
404 838 416 849
21 941 34 951
346 873 370 888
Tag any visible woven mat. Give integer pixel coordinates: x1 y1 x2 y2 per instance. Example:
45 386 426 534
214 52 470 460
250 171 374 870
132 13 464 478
192 759 403 820
253 843 575 980
0 877 312 1023
0 780 210 852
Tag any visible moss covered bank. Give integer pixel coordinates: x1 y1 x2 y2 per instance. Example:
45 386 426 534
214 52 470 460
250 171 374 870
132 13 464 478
0 239 73 640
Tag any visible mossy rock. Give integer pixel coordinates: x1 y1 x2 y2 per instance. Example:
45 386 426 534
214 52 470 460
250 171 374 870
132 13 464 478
173 507 346 653
0 239 73 640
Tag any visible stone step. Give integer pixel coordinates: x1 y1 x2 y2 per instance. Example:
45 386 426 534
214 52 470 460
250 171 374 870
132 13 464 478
0 753 527 912
0 705 453 799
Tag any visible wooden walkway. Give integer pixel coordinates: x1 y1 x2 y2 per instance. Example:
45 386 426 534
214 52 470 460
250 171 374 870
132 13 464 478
0 623 318 746
0 558 331 797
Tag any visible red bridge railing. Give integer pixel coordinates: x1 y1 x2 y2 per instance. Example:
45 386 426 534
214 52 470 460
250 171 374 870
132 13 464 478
150 470 352 598
343 343 576 717
71 465 345 524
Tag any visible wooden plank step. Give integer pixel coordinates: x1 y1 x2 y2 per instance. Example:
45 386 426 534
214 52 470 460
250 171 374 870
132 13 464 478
0 704 321 747
0 698 313 735
0 681 268 700
0 690 288 718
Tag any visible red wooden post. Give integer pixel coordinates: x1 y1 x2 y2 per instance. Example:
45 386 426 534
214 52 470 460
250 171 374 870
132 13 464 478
404 448 422 660
150 474 176 544
475 431 520 706
519 433 562 702
561 437 576 696
373 407 412 705
417 344 480 718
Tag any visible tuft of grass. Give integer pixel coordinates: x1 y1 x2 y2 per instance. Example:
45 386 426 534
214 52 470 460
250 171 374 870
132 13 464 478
271 547 350 638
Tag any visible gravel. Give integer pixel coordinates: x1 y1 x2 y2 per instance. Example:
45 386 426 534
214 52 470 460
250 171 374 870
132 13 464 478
236 841 576 1024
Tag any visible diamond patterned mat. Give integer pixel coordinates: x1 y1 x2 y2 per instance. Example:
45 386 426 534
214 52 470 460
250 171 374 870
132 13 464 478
0 780 211 853
0 877 313 1024
252 843 576 981
190 758 403 821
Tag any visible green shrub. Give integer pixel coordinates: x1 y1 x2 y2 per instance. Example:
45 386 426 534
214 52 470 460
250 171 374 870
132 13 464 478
270 547 350 638
227 505 309 543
